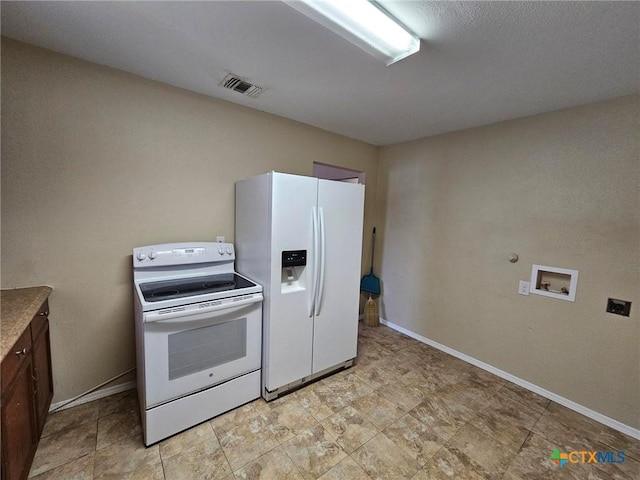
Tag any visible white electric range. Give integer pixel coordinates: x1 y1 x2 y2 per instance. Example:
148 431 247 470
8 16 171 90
132 242 262 445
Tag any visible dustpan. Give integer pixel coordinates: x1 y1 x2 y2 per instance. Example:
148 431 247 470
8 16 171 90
360 227 381 295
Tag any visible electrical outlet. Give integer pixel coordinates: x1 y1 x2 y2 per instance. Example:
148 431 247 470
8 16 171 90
606 298 631 317
216 236 225 243
518 281 530 296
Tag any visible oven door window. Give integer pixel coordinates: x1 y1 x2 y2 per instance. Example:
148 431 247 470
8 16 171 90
168 318 247 380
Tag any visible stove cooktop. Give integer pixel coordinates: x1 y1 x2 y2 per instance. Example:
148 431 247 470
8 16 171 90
139 273 256 303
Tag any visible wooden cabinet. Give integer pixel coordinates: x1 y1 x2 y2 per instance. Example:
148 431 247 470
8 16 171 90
31 302 53 436
1 298 53 480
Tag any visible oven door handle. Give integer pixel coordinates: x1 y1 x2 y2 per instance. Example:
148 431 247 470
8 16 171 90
143 294 263 323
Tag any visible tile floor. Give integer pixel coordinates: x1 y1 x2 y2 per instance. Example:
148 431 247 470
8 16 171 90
29 323 639 479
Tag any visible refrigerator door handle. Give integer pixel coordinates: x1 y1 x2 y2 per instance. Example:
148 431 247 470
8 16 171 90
315 207 326 316
309 206 319 317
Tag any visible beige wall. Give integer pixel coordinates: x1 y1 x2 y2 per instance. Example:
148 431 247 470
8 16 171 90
1 39 378 403
377 95 639 428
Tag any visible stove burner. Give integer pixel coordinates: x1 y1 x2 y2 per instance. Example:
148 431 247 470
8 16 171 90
140 273 255 303
202 281 235 289
151 289 180 298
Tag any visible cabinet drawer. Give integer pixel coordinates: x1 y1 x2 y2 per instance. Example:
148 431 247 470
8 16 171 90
30 300 49 342
1 327 32 392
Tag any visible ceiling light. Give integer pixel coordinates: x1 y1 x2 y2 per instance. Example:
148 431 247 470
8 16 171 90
284 0 420 66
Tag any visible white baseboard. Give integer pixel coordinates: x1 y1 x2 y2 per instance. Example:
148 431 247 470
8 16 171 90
49 381 136 413
375 318 640 441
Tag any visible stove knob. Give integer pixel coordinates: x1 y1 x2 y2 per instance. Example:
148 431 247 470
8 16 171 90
148 251 157 260
226 247 233 255
136 252 147 261
218 248 224 255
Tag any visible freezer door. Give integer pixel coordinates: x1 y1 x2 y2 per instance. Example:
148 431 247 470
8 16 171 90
312 179 365 374
265 173 318 391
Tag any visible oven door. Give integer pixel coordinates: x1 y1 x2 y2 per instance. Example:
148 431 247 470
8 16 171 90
142 297 262 408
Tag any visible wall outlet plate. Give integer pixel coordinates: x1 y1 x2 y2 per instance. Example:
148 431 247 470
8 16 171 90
518 281 530 296
606 298 631 317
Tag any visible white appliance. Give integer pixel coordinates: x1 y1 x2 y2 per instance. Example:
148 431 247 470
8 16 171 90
132 242 263 445
235 172 365 400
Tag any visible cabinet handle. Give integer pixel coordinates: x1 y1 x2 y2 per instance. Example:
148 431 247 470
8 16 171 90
39 311 49 316
15 348 28 355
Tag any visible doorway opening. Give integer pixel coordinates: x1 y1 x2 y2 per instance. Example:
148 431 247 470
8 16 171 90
313 162 365 184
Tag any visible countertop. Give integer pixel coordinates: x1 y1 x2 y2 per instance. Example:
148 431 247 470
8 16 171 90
1 286 52 361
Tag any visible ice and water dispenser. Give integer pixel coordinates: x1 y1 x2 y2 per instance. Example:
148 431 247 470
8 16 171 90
281 250 307 293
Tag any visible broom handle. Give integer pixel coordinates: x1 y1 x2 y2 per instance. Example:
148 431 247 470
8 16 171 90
370 227 376 271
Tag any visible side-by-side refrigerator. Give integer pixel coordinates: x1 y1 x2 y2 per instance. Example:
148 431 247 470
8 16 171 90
235 172 365 400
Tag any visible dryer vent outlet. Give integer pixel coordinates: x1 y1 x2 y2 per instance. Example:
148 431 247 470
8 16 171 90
220 73 263 98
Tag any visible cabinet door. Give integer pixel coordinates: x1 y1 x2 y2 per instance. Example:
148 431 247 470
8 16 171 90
312 180 365 374
33 320 53 436
1 356 37 480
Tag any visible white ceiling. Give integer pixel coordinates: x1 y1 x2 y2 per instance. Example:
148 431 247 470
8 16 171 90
2 1 638 146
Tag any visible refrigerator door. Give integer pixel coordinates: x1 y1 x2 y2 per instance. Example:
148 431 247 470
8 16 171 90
266 173 318 391
312 179 365 374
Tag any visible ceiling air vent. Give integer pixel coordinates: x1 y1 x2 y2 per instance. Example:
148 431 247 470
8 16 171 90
220 73 263 98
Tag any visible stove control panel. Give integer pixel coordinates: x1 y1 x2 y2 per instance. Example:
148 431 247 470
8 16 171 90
133 242 235 267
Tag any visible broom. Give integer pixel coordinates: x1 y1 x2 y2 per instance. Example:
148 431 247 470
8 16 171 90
363 293 379 327
361 227 381 327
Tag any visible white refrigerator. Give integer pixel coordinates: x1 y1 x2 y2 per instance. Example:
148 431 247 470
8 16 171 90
235 172 365 400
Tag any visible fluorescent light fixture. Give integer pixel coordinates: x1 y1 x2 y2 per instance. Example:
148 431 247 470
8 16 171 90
284 0 420 65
